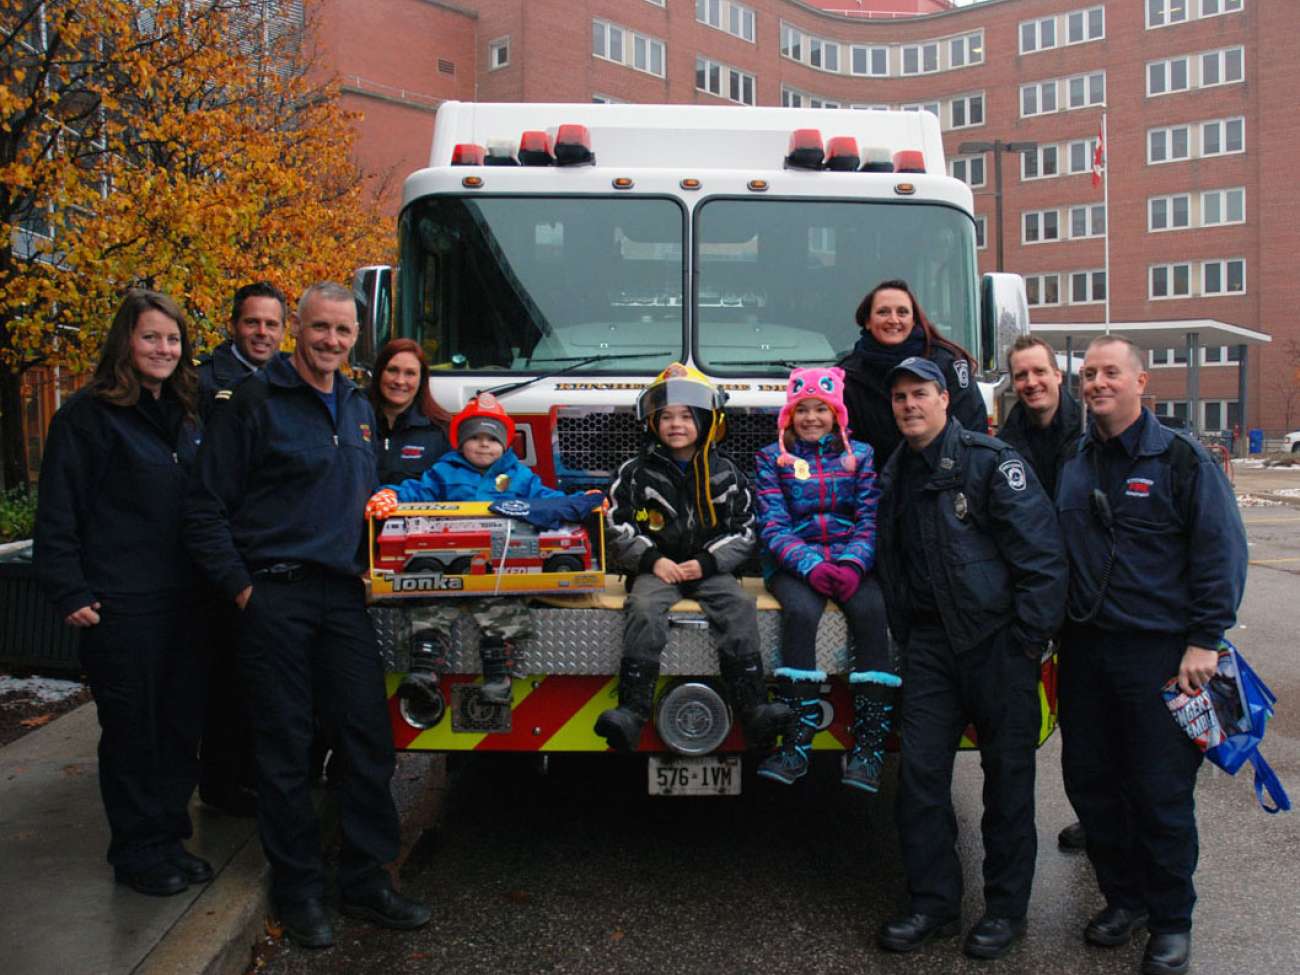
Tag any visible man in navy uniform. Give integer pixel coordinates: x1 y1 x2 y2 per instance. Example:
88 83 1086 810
875 357 1067 961
1057 335 1246 975
185 282 429 948
196 281 286 422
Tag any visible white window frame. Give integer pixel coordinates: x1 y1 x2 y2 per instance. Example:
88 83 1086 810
974 215 987 250
781 86 839 110
900 101 941 119
1149 262 1193 299
1199 46 1245 89
949 32 984 69
1070 269 1107 304
1020 80 1058 118
950 154 986 188
698 0 756 43
488 36 510 70
1147 0 1191 28
1147 56 1190 96
850 45 888 77
695 56 755 106
1201 187 1246 226
591 93 626 104
948 93 984 130
593 20 665 78
1069 204 1106 239
1200 0 1244 19
1068 138 1099 174
901 41 939 76
1021 144 1061 181
1066 6 1105 44
1019 16 1057 54
1023 209 1061 245
1201 258 1246 296
1201 117 1245 157
1148 193 1191 231
1147 124 1191 164
1025 273 1062 307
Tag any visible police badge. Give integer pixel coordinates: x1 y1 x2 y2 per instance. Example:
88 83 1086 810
494 473 511 493
953 491 969 520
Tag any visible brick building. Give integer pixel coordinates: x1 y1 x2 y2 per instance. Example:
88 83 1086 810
315 0 1298 435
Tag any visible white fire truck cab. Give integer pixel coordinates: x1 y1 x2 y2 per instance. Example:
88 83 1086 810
356 102 1037 792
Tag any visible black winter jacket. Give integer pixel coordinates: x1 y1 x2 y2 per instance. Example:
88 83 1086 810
184 354 378 599
35 387 202 618
606 442 756 579
876 419 1067 653
998 388 1083 501
375 404 450 485
195 340 258 424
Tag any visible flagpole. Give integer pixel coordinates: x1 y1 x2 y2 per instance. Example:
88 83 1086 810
1102 112 1111 336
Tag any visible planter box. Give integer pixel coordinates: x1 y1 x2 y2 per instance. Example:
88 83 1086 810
0 544 81 673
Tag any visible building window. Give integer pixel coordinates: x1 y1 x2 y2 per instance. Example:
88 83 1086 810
1148 125 1191 163
696 57 755 106
781 86 838 109
593 20 665 78
950 154 986 188
974 215 987 250
901 41 939 76
1147 0 1190 28
1202 117 1245 156
1148 56 1190 96
1200 47 1245 88
782 23 846 74
1202 188 1245 226
1023 209 1061 244
1202 259 1246 295
780 23 804 61
1151 347 1190 367
488 36 510 70
948 93 984 130
1070 269 1106 304
591 93 626 104
1068 138 1099 174
901 101 940 118
1067 6 1105 43
1020 80 1057 117
698 0 755 42
1149 194 1191 231
949 32 984 68
1025 274 1061 307
1020 16 1056 54
1200 0 1244 18
850 45 888 77
1069 204 1105 238
1150 263 1193 298
1021 144 1060 180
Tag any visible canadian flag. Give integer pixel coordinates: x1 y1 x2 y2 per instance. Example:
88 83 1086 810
1092 121 1106 189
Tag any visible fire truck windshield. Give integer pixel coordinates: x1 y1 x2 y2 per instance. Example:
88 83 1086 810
397 195 685 374
695 199 980 375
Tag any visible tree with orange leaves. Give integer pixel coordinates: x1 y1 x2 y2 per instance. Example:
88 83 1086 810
0 0 392 487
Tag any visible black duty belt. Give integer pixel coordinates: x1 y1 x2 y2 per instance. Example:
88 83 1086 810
251 561 310 583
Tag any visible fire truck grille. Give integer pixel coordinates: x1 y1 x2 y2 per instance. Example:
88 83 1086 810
554 407 776 479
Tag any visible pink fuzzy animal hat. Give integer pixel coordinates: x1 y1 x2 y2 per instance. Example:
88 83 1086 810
776 366 856 471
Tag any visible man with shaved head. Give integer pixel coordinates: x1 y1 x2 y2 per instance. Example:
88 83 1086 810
1055 335 1247 975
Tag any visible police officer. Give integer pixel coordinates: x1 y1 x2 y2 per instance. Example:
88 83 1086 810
195 281 286 423
997 334 1087 853
195 282 288 816
874 357 1066 960
1057 336 1246 975
185 282 430 948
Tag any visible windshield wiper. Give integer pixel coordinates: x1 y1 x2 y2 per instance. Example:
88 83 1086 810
709 357 838 370
478 351 674 398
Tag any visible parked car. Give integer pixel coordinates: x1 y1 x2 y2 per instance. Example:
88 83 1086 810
1284 431 1300 453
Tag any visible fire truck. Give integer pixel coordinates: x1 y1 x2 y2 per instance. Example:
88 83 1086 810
355 102 1039 794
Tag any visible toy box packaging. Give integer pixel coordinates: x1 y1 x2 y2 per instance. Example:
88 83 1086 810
369 501 606 599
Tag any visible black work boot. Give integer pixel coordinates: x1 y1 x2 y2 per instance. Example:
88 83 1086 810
756 670 824 785
478 635 513 704
719 653 791 750
843 675 899 793
595 658 660 751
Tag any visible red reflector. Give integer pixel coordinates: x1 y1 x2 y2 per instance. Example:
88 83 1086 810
893 150 926 174
450 143 485 166
554 123 595 165
825 136 860 172
785 128 824 169
519 130 555 166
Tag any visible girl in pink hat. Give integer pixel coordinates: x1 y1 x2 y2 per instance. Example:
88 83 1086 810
752 366 898 790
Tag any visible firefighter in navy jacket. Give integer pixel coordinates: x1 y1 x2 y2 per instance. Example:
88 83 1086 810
367 338 450 484
874 357 1066 962
1056 336 1247 975
195 281 286 424
184 283 429 948
35 290 209 898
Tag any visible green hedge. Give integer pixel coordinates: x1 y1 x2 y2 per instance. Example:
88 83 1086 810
0 488 37 543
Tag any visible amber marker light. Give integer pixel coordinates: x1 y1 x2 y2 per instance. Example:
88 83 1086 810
612 177 634 189
747 179 769 192
894 183 916 196
462 176 484 188
680 178 702 190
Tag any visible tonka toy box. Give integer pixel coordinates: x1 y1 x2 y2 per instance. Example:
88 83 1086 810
368 501 605 599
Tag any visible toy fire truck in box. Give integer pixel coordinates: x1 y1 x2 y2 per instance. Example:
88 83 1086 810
369 502 605 598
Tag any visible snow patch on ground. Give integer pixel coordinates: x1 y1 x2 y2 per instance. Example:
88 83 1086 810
0 676 85 705
1270 487 1300 498
1237 494 1284 508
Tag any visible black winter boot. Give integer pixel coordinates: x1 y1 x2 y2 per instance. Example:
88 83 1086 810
595 658 660 752
843 675 899 793
719 653 791 750
478 636 514 704
756 670 824 785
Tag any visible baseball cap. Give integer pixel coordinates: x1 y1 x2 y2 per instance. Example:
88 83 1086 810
887 356 948 391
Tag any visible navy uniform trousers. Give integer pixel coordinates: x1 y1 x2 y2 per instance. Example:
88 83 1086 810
896 622 1041 920
237 568 399 907
1060 624 1203 934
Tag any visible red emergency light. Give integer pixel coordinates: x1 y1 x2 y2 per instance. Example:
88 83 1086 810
450 143 485 166
519 131 555 166
860 146 894 173
893 149 926 174
824 136 860 172
785 128 824 169
554 124 595 166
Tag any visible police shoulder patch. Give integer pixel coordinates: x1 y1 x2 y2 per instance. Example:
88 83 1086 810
998 459 1028 492
953 359 970 389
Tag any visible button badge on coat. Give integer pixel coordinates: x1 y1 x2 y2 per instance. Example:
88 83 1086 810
953 491 969 521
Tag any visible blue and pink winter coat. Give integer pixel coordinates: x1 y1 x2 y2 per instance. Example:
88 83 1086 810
753 435 879 579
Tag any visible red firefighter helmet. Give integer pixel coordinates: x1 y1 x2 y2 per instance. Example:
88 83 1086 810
450 392 517 449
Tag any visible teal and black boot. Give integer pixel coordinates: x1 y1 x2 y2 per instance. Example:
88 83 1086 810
594 658 660 752
756 669 824 785
842 672 901 793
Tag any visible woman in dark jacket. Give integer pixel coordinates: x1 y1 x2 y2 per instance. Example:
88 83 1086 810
34 289 209 897
840 279 988 465
368 338 451 484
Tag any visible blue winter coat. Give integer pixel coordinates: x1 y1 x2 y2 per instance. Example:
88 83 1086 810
389 449 565 503
753 435 879 579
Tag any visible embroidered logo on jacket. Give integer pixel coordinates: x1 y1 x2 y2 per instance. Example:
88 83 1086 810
998 459 1027 492
953 360 970 389
400 445 425 459
1125 477 1154 498
359 423 372 443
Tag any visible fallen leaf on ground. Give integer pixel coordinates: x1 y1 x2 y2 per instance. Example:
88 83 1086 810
610 928 625 942
505 889 530 904
20 714 54 728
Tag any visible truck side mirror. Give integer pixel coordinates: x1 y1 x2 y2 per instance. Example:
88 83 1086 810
980 272 1030 377
351 265 394 372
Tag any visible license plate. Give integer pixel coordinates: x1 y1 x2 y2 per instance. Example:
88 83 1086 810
450 684 511 733
648 755 741 796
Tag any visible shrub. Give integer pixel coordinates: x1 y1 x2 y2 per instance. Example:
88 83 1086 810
0 488 37 543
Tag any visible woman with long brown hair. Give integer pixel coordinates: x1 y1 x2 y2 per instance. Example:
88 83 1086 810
35 288 210 897
840 279 988 464
368 338 451 484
